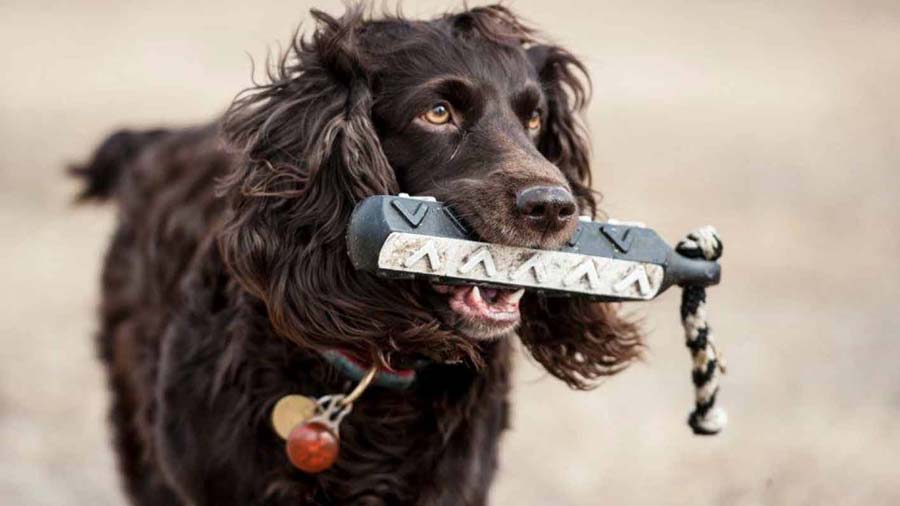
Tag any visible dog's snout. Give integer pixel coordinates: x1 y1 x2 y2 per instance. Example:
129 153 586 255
515 185 576 231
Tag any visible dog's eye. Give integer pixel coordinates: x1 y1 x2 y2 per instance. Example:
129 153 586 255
422 103 452 125
527 110 541 130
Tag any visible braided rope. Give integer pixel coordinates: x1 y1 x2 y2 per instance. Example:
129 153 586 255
675 226 727 435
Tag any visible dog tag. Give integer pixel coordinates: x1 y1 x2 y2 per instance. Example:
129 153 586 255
286 421 340 473
271 395 317 440
285 395 352 474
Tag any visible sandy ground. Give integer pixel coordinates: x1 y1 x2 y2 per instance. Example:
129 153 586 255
2 1 899 504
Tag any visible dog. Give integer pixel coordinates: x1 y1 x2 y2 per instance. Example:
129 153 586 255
73 5 642 505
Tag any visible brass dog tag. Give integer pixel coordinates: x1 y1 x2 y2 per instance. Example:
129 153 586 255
271 395 317 440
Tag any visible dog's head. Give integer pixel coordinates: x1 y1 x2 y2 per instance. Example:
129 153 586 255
220 5 640 387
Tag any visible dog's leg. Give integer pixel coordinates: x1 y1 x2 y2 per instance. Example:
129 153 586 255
100 321 182 504
97 225 183 505
105 363 181 504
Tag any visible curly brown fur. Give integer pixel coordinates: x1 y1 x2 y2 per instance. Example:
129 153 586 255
74 4 642 505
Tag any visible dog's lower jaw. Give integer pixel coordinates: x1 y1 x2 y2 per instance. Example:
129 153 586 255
454 319 520 341
437 304 521 341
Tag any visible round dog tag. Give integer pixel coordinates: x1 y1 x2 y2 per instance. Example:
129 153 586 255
286 421 340 473
271 395 317 440
284 395 352 474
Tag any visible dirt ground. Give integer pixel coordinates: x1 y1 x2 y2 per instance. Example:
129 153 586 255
2 1 899 504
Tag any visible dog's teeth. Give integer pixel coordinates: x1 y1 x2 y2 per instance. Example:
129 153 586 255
505 288 525 305
468 286 483 305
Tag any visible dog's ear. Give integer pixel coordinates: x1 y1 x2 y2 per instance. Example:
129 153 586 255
521 45 643 389
527 44 596 216
518 296 643 390
222 7 397 242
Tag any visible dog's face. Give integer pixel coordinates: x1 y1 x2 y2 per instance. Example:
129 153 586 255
222 6 641 380
370 25 579 339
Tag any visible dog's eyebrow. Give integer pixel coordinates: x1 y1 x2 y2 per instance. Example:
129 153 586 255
510 83 543 117
423 76 480 109
398 76 484 124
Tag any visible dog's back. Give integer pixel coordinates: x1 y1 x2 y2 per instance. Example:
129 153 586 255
73 124 233 502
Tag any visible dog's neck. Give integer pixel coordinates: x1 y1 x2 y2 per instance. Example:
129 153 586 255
307 339 511 401
318 349 427 390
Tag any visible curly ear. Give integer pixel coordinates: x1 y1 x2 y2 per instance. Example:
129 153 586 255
220 5 392 287
528 44 596 216
518 296 643 390
222 7 396 239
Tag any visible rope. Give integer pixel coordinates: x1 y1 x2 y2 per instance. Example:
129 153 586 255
675 226 727 435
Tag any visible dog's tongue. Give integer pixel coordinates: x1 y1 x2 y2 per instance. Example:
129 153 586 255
444 285 524 322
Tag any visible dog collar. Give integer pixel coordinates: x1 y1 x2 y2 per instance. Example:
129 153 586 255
319 349 420 390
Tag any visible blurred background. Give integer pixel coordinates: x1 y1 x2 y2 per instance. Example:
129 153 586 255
2 0 899 504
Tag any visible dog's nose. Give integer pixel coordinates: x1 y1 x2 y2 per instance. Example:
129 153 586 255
515 185 577 231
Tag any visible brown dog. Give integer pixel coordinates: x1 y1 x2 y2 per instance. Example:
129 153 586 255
74 5 641 504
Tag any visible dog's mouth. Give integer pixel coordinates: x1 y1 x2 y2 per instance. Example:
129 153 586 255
430 283 524 340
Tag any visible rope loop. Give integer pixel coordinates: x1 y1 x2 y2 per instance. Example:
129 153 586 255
676 226 726 435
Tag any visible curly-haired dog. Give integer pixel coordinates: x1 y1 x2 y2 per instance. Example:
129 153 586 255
74 5 641 505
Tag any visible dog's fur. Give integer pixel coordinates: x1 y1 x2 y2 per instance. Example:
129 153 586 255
73 5 641 505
